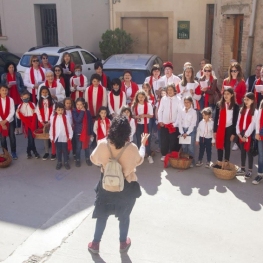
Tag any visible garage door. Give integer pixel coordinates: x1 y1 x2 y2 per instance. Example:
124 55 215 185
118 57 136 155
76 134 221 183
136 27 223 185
122 18 168 61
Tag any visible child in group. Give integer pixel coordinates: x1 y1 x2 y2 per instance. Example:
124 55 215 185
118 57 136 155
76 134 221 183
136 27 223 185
254 99 263 185
108 78 126 118
213 88 239 169
195 107 215 168
72 97 93 167
70 64 88 102
16 91 40 159
0 84 17 159
36 86 54 161
235 92 258 178
93 106 111 143
132 90 154 163
158 84 181 161
178 96 197 167
121 105 136 142
49 103 73 170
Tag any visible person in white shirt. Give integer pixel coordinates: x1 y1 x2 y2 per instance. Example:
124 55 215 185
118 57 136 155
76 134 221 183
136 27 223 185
0 84 17 159
16 90 40 159
235 93 258 178
158 84 181 161
195 107 215 168
178 96 197 167
38 70 65 102
160 61 181 87
23 55 46 103
49 103 73 170
108 78 126 118
145 64 161 101
121 105 136 142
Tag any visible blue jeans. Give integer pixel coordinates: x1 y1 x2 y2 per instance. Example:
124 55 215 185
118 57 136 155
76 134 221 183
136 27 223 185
181 127 196 164
258 140 263 174
27 129 37 153
0 120 16 153
198 137 212 162
75 135 91 161
56 141 68 163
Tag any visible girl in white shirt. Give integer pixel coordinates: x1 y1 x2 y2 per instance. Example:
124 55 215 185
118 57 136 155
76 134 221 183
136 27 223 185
49 103 73 170
178 96 197 167
132 90 154 163
121 105 136 142
236 92 258 178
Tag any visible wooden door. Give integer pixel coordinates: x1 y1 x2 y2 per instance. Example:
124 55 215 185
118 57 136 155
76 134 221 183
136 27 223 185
233 15 244 62
204 4 214 62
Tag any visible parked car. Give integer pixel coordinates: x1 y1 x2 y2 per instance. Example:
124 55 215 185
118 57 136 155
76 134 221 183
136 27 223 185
17 45 102 80
102 54 163 88
0 51 21 79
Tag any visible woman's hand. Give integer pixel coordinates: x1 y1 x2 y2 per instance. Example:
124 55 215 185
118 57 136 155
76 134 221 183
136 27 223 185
230 135 235 142
34 84 39 89
159 122 164 127
195 141 199 145
255 134 260 141
141 133 150 146
213 133 216 140
190 89 194 95
183 133 187 139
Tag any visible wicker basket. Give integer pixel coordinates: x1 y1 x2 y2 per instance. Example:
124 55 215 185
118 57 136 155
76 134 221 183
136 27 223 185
213 162 238 180
34 127 49 140
170 153 193 170
0 147 12 168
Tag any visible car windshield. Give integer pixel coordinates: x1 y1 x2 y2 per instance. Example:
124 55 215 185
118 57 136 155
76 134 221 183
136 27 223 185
103 69 149 85
20 55 59 67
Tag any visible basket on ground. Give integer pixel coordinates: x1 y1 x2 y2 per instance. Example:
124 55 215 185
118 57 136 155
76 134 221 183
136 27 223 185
213 162 238 180
0 147 12 168
34 127 49 140
170 153 193 169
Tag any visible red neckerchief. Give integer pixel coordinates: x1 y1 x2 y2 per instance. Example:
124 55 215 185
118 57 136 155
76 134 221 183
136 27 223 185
149 76 160 88
176 84 180 94
39 100 52 128
40 63 52 69
254 78 263 104
97 118 110 140
30 67 45 103
51 114 72 155
79 110 89 149
59 77 65 88
134 102 149 145
87 85 103 117
239 109 252 152
110 91 123 112
204 76 214 107
71 75 84 101
7 73 21 105
149 94 155 106
216 104 228 150
259 110 263 140
45 80 57 88
0 96 10 137
64 62 75 72
18 102 37 138
102 73 107 88
164 123 176 134
121 81 139 104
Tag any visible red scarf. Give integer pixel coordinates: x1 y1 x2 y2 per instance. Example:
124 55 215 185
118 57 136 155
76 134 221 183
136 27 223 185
149 76 160 88
88 85 104 117
64 62 75 73
239 110 252 152
149 94 155 105
121 81 138 104
164 123 176 133
204 76 213 107
135 102 149 145
97 118 110 140
79 110 89 149
39 100 53 128
30 67 45 103
110 91 123 112
216 106 227 150
7 73 21 105
51 114 72 155
254 78 263 104
70 75 84 101
40 62 52 69
259 110 263 140
45 80 57 88
18 102 37 138
0 96 10 137
102 73 107 88
59 77 65 88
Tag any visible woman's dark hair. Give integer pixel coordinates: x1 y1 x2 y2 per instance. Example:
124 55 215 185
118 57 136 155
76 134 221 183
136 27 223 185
181 66 195 86
54 102 65 111
4 61 17 73
226 62 244 83
38 86 54 109
94 61 103 70
20 90 31 97
75 97 87 109
218 87 235 110
151 64 161 75
108 116 131 149
40 53 48 59
240 92 256 115
120 105 133 118
97 106 108 119
52 65 64 78
123 70 132 77
90 73 101 82
60 52 72 64
63 97 75 109
111 78 121 87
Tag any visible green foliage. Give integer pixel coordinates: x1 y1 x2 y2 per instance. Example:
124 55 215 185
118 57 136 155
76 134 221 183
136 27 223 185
99 28 133 59
0 44 8 51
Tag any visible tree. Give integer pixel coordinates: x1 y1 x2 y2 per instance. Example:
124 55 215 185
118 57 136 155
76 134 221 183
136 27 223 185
99 28 133 59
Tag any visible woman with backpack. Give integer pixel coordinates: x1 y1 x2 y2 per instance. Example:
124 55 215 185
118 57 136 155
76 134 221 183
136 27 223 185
88 116 149 254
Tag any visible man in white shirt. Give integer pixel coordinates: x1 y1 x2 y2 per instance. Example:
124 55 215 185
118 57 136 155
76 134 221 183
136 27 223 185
160 61 181 87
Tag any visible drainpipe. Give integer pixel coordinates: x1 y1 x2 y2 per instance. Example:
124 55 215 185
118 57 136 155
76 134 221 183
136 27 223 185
109 0 114 30
245 0 257 78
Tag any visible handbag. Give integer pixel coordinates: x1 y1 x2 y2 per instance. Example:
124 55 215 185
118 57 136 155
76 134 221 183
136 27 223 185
249 139 258 157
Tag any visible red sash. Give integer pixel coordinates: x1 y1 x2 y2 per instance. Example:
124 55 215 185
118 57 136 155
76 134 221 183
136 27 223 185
102 73 107 88
239 110 252 152
45 80 57 88
121 81 138 103
164 123 176 134
39 101 53 127
59 77 65 88
149 76 160 88
18 102 37 138
254 78 262 104
70 75 84 101
97 118 110 140
51 114 72 155
30 67 45 103
69 62 75 73
110 91 123 112
0 96 10 137
259 110 263 140
204 76 213 107
7 73 21 105
79 110 89 149
216 107 227 150
88 85 103 117
135 102 149 145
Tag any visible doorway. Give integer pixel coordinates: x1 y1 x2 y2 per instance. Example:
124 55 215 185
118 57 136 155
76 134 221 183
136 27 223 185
204 4 214 62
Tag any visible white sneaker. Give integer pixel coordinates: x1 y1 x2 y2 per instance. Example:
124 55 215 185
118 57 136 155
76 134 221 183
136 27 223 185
160 156 165 161
232 143 238 151
148 156 154 164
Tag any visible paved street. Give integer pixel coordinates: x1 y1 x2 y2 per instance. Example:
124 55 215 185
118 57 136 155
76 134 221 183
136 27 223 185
1 135 263 263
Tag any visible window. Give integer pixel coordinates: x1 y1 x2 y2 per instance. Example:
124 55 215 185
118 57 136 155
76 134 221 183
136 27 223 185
20 55 59 68
70 51 82 65
81 51 96 64
2 53 20 65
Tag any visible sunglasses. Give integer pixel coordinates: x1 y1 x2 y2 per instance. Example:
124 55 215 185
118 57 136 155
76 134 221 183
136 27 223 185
32 60 39 62
230 70 238 73
55 69 61 72
42 57 48 60
204 70 211 72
